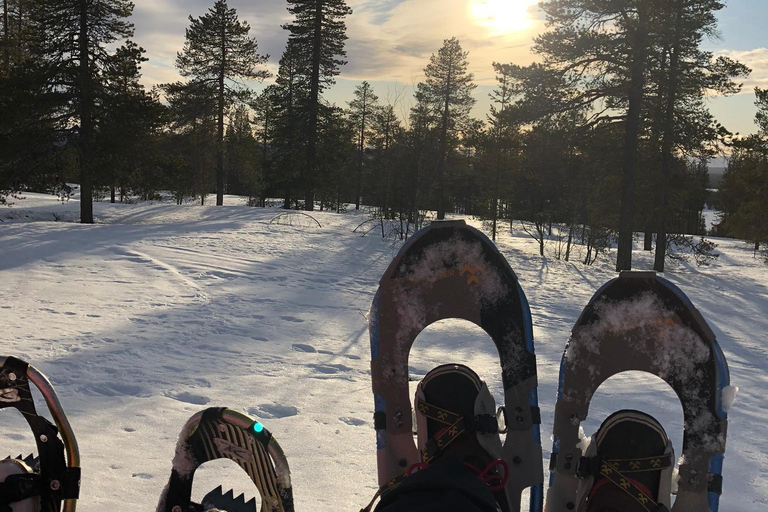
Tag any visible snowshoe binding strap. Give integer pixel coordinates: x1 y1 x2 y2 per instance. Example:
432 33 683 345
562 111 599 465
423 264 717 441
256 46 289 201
360 397 504 512
0 357 81 512
588 460 670 512
157 407 293 512
577 454 673 478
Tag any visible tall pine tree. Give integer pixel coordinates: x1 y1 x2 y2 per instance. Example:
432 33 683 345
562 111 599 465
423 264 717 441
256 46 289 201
347 81 378 210
415 37 476 219
176 0 270 206
282 0 352 211
29 0 137 223
536 0 653 270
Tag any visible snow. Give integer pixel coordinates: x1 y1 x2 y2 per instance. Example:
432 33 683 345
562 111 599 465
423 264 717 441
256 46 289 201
722 385 738 414
1 192 767 510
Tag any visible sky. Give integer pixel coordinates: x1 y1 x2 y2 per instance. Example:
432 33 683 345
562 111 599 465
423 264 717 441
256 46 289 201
130 0 768 137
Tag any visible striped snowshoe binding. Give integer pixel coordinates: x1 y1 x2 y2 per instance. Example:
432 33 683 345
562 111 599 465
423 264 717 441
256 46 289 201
157 408 293 512
414 364 510 511
576 410 674 512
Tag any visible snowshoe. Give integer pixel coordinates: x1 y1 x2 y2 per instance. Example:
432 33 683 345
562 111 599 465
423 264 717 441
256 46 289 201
369 220 543 512
0 356 81 512
577 410 674 512
157 408 293 512
546 272 731 512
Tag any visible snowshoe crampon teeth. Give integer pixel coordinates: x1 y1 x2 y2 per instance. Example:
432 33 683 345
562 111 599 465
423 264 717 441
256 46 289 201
2 454 38 469
202 485 258 512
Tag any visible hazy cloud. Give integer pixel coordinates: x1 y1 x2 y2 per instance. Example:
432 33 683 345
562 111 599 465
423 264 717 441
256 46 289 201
717 48 768 90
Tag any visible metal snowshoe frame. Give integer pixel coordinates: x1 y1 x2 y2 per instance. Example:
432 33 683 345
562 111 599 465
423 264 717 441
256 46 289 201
0 356 81 512
157 407 293 512
545 272 730 512
370 220 543 512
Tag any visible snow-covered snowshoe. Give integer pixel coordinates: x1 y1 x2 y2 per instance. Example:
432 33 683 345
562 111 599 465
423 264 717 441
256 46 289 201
545 271 731 512
577 410 674 512
157 408 293 512
369 220 543 512
0 356 81 512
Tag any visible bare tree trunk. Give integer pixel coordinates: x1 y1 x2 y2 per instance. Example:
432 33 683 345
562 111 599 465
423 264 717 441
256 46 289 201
616 8 648 271
2 0 9 71
78 0 94 224
654 4 682 273
216 24 226 206
644 226 653 250
355 91 367 210
565 223 574 262
437 61 453 220
304 1 323 212
110 186 115 203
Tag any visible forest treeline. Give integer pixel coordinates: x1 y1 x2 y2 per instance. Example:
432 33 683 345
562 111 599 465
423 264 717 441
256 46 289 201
1 0 766 270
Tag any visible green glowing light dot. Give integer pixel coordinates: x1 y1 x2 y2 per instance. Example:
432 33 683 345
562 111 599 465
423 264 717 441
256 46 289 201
252 422 264 433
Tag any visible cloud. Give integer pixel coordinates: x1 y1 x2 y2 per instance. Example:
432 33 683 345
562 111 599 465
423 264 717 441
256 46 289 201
716 48 768 90
342 0 544 82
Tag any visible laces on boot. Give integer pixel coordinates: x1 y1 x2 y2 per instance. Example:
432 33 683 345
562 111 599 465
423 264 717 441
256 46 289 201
464 458 510 492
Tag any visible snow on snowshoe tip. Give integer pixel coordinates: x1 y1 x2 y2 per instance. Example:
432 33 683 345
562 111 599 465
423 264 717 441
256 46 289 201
157 407 293 512
369 220 542 512
545 272 731 512
0 356 81 512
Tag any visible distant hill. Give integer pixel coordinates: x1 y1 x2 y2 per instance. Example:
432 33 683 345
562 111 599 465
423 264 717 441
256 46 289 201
709 167 725 189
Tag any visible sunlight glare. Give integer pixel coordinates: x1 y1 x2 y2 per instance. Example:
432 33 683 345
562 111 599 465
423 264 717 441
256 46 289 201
468 0 539 35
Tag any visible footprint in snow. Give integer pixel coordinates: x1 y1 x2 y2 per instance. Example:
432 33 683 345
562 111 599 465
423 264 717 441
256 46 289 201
249 404 299 419
280 316 304 323
80 383 151 398
292 343 317 353
339 417 367 426
123 427 136 433
166 392 210 406
309 363 353 375
132 473 153 479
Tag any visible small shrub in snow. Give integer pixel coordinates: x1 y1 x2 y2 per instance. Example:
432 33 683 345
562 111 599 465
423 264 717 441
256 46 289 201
666 234 719 267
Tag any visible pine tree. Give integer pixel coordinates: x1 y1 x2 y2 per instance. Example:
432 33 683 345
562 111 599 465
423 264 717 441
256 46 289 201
176 0 270 207
162 79 219 204
225 105 260 198
536 0 653 270
347 81 378 210
369 103 402 220
270 41 309 209
415 37 476 219
251 85 279 206
282 0 352 211
650 0 749 271
23 0 138 223
98 41 165 203
485 62 520 241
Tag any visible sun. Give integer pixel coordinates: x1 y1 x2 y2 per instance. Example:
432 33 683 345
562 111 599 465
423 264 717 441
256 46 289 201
468 0 539 35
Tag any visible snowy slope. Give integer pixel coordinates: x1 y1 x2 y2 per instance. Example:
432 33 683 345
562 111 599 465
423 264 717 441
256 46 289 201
1 193 766 511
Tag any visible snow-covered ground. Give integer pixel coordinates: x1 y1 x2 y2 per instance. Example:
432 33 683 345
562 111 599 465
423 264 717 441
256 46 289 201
1 192 766 511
